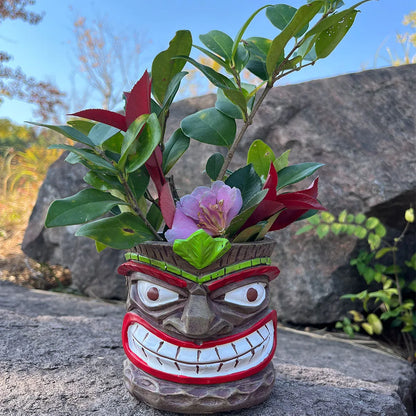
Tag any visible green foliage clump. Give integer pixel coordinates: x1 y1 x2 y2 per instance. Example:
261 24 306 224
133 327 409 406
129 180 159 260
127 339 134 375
297 208 416 361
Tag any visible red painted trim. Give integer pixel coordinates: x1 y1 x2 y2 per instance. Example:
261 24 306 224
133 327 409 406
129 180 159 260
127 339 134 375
117 261 187 288
207 266 280 291
122 310 277 385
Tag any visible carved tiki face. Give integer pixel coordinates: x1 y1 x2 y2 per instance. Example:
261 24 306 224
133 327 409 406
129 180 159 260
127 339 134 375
118 239 278 414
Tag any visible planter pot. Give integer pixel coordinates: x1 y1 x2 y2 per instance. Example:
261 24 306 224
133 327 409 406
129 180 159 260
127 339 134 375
118 238 279 414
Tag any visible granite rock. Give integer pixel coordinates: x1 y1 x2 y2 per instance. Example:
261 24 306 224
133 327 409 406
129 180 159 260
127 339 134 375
1 281 415 416
22 65 416 324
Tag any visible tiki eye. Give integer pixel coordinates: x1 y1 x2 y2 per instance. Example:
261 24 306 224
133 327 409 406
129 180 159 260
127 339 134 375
137 281 179 308
224 283 267 307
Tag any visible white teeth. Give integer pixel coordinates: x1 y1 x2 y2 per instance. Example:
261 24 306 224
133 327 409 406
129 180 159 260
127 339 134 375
128 320 275 379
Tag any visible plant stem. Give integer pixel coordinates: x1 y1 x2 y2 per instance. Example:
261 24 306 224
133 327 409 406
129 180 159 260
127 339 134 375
217 83 273 180
119 173 163 241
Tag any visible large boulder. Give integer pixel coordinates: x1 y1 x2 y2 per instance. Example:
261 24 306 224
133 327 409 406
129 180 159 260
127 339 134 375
1 281 414 415
22 65 416 324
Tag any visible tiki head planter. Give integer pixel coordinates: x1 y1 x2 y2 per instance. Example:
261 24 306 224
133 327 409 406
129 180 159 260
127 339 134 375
36 1 368 413
118 238 279 414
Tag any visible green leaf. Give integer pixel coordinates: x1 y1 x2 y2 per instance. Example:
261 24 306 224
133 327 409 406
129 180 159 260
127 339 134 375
295 35 318 61
216 88 245 119
152 30 192 105
361 322 373 335
304 1 368 39
192 44 229 71
31 122 94 147
408 280 416 293
67 119 95 135
125 114 161 174
276 162 324 190
174 55 235 90
216 82 255 120
181 108 236 148
117 114 150 170
295 223 314 235
161 71 188 110
95 241 107 253
231 5 270 61
45 189 127 227
49 144 118 173
247 139 276 180
321 211 335 223
256 211 281 240
206 153 225 181
367 313 384 335
316 223 329 238
245 37 272 80
338 209 347 223
222 88 248 118
147 203 163 232
308 214 320 225
225 164 263 208
273 149 291 172
266 4 310 37
367 232 381 251
375 223 386 238
354 225 367 239
83 171 124 193
315 10 357 59
365 217 380 230
225 189 268 238
128 167 150 200
162 128 190 174
199 30 233 62
233 223 264 243
331 223 343 235
173 229 231 269
266 1 323 76
75 212 156 249
354 213 366 224
234 44 250 72
88 123 121 146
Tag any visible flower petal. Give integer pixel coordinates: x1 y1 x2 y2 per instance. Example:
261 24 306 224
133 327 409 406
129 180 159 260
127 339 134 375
165 209 199 242
179 195 201 221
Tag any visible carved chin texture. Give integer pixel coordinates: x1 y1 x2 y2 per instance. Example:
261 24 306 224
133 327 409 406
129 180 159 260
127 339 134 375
122 310 277 385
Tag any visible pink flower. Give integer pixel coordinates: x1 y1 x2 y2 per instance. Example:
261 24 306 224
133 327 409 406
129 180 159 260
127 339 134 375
165 181 243 242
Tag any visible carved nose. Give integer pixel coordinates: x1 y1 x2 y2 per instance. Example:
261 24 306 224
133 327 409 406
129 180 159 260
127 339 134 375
181 293 215 336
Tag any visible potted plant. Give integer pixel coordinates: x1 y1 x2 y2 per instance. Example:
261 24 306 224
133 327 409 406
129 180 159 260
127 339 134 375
35 1 369 413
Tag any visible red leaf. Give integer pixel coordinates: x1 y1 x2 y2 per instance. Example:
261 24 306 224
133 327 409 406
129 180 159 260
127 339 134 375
242 200 285 229
269 209 308 231
125 70 151 128
160 183 176 229
70 109 127 131
275 192 325 211
264 163 278 200
145 146 165 195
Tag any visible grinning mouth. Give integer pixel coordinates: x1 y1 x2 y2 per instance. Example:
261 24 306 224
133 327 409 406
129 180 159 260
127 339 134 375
122 311 277 385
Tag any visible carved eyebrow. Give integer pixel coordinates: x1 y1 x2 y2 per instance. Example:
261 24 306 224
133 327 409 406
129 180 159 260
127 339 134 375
207 266 280 292
118 261 187 288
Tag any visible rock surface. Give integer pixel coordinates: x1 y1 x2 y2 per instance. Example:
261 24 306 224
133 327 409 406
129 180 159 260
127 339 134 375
22 65 416 324
1 281 415 416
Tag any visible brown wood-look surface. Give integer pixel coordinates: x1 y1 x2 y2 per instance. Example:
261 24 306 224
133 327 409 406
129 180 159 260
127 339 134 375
133 238 276 275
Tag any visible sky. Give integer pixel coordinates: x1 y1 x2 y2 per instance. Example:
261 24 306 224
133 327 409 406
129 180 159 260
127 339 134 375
0 0 414 124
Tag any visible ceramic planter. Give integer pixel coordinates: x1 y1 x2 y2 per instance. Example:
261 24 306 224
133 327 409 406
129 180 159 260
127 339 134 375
118 238 279 414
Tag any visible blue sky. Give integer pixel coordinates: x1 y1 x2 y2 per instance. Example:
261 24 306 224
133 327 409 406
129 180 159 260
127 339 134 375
1 0 414 124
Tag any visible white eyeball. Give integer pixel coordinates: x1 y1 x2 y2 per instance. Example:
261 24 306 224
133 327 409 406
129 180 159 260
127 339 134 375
137 281 179 308
224 282 267 307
